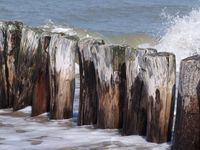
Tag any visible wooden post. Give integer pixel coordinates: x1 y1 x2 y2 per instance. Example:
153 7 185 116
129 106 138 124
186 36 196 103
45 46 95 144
78 39 103 125
78 38 126 128
143 52 176 143
122 48 156 135
96 44 126 129
172 55 200 150
0 21 22 108
14 27 42 111
0 22 8 108
48 34 78 119
31 34 51 116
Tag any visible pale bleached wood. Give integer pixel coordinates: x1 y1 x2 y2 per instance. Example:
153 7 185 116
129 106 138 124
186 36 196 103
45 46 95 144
48 34 78 119
142 52 176 143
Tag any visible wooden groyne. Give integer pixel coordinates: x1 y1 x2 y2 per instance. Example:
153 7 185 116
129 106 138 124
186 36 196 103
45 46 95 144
0 21 199 149
0 21 78 120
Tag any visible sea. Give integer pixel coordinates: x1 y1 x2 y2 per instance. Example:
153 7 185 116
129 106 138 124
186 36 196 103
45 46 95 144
0 0 200 149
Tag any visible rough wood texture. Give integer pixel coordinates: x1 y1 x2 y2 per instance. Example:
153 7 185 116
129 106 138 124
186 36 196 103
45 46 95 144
48 34 78 119
122 48 157 136
143 52 176 143
95 44 126 129
77 39 103 125
31 34 51 116
0 21 22 108
78 38 126 128
173 55 200 150
14 27 42 110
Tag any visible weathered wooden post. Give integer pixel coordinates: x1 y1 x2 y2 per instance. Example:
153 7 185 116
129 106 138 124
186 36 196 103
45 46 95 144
78 38 126 128
142 52 176 143
0 21 22 108
14 27 42 111
31 34 51 116
172 55 200 150
95 44 126 129
78 39 103 125
122 48 156 135
48 34 78 119
0 22 8 108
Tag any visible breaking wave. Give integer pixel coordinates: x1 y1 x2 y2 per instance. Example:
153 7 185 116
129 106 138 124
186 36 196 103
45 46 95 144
155 8 200 69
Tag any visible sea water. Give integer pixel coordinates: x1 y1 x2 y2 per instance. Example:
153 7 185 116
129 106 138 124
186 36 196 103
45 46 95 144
0 0 200 149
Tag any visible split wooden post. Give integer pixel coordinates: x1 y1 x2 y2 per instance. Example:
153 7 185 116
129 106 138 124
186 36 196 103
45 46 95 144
0 21 22 108
95 44 126 129
143 52 176 143
122 48 157 135
14 27 43 111
78 39 103 125
48 34 78 119
78 38 126 128
172 55 200 150
31 34 51 116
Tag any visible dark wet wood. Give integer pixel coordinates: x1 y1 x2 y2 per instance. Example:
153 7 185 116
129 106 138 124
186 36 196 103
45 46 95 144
32 35 51 116
13 27 43 111
172 55 200 150
77 39 103 125
0 21 22 108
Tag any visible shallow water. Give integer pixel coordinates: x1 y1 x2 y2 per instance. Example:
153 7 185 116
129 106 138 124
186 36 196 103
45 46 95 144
0 0 199 36
0 76 170 150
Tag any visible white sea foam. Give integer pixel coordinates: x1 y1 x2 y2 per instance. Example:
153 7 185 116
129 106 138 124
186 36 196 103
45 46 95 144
75 63 80 75
0 110 170 150
41 20 105 41
138 9 200 71
155 9 200 70
51 27 76 35
17 106 32 114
